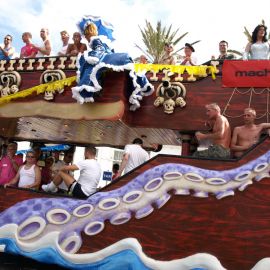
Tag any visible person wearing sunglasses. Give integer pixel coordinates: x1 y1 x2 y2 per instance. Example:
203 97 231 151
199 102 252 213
5 150 41 190
0 35 15 61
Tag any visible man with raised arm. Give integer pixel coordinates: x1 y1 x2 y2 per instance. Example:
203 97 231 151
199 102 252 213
231 108 270 158
193 103 231 159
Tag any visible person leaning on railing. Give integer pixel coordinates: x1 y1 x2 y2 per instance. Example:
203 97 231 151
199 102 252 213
20 32 38 58
32 28 52 57
0 35 15 60
66 32 87 57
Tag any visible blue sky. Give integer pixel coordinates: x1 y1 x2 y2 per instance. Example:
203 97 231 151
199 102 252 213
0 0 270 63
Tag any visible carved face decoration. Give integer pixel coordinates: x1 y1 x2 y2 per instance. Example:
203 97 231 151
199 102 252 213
10 85 19 94
44 91 54 101
1 86 10 97
163 98 175 114
176 97 186 108
40 69 66 98
154 80 187 114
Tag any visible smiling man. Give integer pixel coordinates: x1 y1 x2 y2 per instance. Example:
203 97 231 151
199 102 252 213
216 40 235 60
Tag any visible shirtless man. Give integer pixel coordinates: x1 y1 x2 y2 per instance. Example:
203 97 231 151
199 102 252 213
231 108 270 158
66 32 87 57
193 103 231 159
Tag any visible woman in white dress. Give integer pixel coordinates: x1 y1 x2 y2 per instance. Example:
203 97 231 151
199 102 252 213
5 150 41 189
243 24 270 60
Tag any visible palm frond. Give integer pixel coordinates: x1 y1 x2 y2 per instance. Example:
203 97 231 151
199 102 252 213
243 26 252 42
173 40 201 54
173 32 188 45
227 49 243 56
137 20 192 63
134 44 154 62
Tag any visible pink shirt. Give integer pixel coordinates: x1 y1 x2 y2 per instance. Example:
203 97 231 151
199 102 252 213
0 155 23 185
20 44 38 58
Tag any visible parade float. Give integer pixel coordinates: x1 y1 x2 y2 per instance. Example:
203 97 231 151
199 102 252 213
0 16 270 270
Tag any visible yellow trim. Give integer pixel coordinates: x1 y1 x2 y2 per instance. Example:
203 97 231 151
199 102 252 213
0 76 76 104
0 64 218 105
134 63 218 79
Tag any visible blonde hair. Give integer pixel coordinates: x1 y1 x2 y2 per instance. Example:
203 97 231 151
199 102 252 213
41 28 49 35
205 103 221 113
84 23 98 37
244 107 256 117
60 30 69 36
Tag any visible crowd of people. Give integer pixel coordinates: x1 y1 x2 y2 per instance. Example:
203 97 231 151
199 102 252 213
0 139 150 199
0 24 269 63
0 116 269 197
138 24 270 64
0 144 102 199
0 23 269 197
0 28 88 60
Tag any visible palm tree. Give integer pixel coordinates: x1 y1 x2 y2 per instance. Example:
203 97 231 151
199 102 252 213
228 20 270 57
135 20 200 63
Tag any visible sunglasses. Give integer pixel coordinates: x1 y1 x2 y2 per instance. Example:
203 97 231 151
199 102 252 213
26 155 35 158
4 38 11 41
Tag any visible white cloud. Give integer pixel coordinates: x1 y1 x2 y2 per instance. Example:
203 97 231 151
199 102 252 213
0 0 270 63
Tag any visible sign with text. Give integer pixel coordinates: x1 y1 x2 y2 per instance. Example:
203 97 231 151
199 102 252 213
103 171 112 181
222 60 270 87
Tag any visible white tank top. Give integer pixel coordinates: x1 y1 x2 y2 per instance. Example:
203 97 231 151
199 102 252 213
18 164 36 188
36 39 52 57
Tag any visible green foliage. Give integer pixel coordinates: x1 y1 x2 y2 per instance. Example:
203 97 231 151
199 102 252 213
135 20 192 63
243 26 252 42
227 49 243 57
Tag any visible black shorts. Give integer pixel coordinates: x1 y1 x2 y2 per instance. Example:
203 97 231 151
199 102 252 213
69 182 88 199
